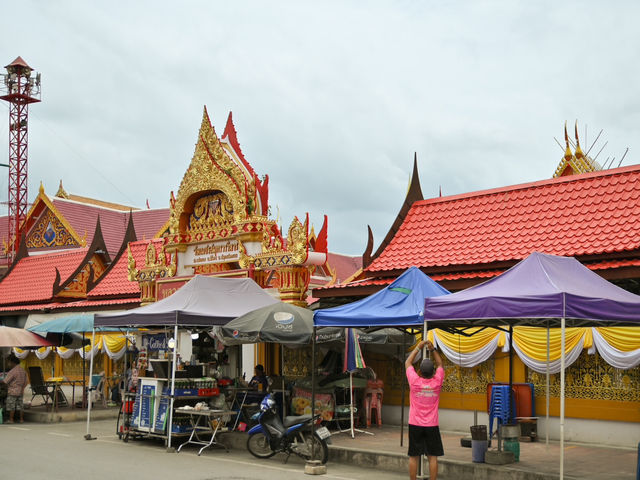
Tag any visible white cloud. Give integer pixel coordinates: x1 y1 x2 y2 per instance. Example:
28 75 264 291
1 0 638 255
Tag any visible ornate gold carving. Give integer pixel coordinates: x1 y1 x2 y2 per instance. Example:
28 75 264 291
55 180 69 199
57 256 107 298
528 351 640 402
168 109 250 236
127 244 138 282
193 263 232 274
276 265 313 306
26 209 79 249
283 346 323 378
132 241 177 303
252 216 309 269
287 216 308 264
188 192 234 233
57 264 92 298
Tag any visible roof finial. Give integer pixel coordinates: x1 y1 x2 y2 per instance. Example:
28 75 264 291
574 120 584 159
564 121 573 160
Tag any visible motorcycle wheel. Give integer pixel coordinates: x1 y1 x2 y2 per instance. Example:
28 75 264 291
247 433 276 459
291 431 329 464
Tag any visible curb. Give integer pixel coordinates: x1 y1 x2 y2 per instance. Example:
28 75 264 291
218 432 581 480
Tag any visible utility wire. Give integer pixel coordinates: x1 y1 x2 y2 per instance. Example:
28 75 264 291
29 109 138 205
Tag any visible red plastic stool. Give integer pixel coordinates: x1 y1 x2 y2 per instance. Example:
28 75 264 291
363 380 384 427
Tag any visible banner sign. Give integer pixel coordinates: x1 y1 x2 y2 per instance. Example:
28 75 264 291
142 334 168 352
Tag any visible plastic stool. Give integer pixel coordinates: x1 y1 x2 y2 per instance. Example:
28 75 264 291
363 386 383 427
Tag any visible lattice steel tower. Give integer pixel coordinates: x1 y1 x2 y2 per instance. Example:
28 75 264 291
0 57 41 263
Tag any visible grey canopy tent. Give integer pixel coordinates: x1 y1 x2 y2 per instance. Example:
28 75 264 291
423 252 640 480
92 275 279 448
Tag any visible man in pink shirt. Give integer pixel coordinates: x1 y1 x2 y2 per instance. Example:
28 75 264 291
405 339 444 480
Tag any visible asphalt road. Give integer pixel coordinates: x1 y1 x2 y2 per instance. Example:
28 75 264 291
0 419 408 480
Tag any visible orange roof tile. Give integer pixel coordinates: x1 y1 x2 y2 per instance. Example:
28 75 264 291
367 165 640 273
0 297 140 312
0 249 88 305
88 239 163 298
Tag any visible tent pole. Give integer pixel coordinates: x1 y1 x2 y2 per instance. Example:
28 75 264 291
310 326 316 462
167 323 178 451
84 327 96 440
82 332 86 408
400 332 406 447
418 319 427 479
281 344 285 422
560 316 566 480
546 324 550 448
349 370 355 438
509 325 514 424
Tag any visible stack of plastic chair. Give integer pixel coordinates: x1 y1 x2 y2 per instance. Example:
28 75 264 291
363 379 384 428
488 385 516 440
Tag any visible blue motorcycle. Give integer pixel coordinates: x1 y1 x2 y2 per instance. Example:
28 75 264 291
246 394 330 464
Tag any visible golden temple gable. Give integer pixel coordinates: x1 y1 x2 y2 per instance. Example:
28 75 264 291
554 121 602 178
129 107 328 306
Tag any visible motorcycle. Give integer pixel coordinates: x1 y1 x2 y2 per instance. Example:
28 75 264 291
246 393 331 464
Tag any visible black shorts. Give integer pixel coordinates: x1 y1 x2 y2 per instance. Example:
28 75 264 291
407 424 444 457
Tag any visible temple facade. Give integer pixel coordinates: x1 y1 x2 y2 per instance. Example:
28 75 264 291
0 108 359 382
313 125 640 441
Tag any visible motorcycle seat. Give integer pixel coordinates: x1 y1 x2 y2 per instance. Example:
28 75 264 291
283 414 312 427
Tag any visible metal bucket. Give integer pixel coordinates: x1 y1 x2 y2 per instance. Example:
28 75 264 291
500 424 520 439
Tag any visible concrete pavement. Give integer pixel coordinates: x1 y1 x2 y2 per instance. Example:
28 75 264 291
15 403 640 479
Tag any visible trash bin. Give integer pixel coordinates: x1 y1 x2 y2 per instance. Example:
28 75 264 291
470 425 487 440
470 425 488 463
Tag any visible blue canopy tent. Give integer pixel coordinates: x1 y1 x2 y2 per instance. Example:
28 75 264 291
314 266 450 328
313 266 450 448
29 313 125 439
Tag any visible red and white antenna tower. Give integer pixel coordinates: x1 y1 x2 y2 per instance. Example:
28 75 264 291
0 57 41 264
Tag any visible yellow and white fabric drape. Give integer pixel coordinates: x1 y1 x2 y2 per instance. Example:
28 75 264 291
13 333 129 361
427 327 640 373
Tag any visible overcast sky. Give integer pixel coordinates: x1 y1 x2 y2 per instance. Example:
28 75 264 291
1 1 638 255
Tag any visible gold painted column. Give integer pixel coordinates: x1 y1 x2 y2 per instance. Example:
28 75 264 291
277 266 312 306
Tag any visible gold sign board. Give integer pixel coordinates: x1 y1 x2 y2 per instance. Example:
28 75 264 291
181 239 240 267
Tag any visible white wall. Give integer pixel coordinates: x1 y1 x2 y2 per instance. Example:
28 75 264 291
382 405 639 448
241 344 255 381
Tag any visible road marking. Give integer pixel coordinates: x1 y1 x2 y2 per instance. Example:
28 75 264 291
5 426 30 431
192 454 361 479
48 432 71 437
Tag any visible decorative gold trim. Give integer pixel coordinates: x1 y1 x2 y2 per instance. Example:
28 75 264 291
23 188 86 247
168 108 251 236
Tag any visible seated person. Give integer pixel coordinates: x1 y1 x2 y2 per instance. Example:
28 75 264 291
248 364 269 392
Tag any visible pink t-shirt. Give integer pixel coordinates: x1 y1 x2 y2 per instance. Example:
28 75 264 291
406 366 445 427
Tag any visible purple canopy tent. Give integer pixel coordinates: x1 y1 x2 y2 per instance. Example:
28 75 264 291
424 252 640 479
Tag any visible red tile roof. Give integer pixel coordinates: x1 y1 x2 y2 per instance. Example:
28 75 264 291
88 239 163 298
326 253 362 283
0 297 141 312
0 249 89 305
51 198 168 257
367 165 640 273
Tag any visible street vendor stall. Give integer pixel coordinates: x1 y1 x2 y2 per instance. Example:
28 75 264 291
314 267 450 437
91 275 278 449
422 252 640 480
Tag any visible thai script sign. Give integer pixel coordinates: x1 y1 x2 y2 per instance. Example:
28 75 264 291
182 239 240 267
